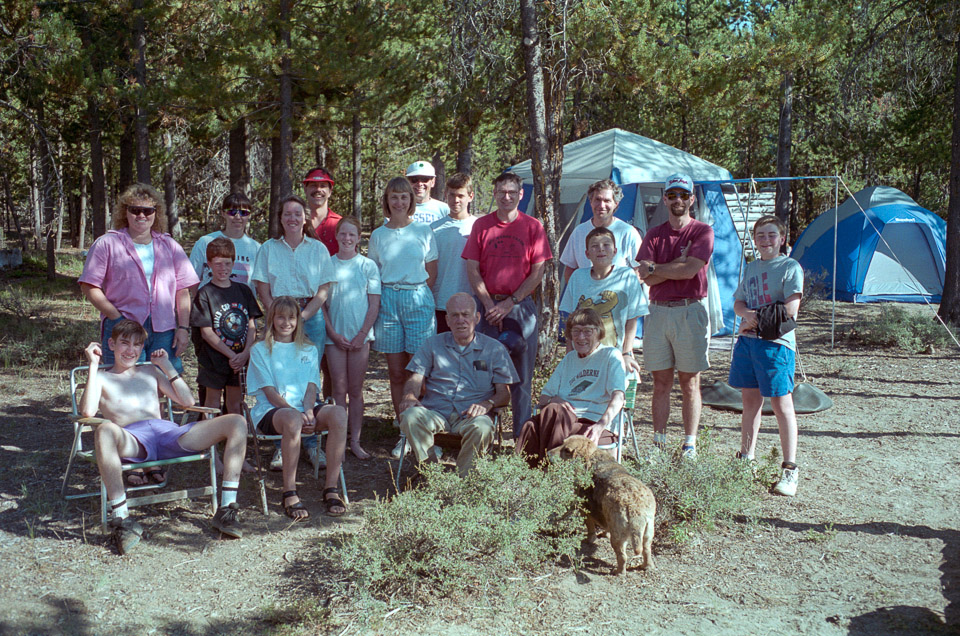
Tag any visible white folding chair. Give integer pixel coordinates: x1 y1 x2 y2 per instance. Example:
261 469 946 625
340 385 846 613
597 372 641 463
239 369 348 514
60 364 220 531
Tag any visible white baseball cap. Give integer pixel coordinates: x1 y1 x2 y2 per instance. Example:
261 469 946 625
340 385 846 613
405 161 436 178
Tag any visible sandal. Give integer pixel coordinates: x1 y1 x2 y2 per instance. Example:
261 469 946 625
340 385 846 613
144 468 166 485
322 487 346 517
281 490 309 521
126 470 148 487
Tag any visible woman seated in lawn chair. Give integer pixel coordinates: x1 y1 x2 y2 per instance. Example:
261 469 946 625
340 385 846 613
79 319 248 554
515 307 626 468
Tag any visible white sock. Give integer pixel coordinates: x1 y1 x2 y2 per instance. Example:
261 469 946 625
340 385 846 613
653 432 667 446
684 435 697 447
221 480 239 507
108 495 129 520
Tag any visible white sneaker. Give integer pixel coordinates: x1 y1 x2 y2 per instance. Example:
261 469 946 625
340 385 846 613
269 448 283 471
306 445 326 470
773 466 799 497
391 437 410 459
680 444 697 460
430 445 442 460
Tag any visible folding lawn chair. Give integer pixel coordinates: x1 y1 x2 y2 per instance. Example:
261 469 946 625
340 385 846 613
238 369 348 515
394 407 506 493
60 364 221 531
598 371 641 463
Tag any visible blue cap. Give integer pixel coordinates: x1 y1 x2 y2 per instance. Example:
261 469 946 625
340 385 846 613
664 173 694 193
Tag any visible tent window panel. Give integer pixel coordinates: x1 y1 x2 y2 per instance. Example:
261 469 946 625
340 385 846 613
862 224 943 296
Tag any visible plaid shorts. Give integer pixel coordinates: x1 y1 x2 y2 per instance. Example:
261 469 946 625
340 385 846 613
373 285 436 354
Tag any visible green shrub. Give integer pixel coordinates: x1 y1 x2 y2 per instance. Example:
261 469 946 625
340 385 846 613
848 305 958 353
624 428 766 544
319 453 590 603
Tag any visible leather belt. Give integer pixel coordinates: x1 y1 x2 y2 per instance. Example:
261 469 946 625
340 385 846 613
651 298 702 307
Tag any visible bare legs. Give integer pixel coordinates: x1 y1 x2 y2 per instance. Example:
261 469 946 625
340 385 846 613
651 369 701 436
740 388 797 463
385 351 412 419
326 343 371 459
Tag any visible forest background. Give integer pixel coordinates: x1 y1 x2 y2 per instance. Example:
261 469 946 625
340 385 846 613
1 0 958 338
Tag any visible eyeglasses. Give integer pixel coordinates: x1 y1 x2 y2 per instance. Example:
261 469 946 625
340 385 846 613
225 209 252 217
409 176 433 184
569 327 597 337
665 192 691 201
127 206 156 217
495 189 520 197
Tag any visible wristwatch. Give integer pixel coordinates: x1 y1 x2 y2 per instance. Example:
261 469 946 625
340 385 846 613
646 263 656 275
177 325 189 331
511 294 521 304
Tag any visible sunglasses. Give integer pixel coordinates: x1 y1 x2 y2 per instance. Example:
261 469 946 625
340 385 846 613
665 192 691 201
225 209 252 217
409 176 433 184
127 206 156 217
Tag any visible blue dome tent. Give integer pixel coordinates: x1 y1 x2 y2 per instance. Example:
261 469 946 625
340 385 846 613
790 186 946 303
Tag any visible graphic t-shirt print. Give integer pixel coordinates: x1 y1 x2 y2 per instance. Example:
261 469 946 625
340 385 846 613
213 302 251 352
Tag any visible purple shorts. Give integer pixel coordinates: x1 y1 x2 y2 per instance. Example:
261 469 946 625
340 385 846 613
120 419 199 463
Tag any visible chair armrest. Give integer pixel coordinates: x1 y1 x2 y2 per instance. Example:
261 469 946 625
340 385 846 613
183 405 221 415
71 416 111 427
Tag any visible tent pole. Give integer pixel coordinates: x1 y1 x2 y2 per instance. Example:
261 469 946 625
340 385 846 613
831 175 839 348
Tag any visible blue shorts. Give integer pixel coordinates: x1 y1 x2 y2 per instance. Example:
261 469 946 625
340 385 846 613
302 311 326 369
373 286 436 354
120 419 199 462
728 337 795 398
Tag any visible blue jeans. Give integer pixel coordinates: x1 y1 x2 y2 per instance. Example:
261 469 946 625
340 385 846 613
475 296 539 436
101 315 183 374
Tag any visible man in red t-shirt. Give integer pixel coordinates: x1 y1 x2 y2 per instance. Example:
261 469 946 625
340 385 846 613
636 173 714 459
302 167 341 256
462 172 552 433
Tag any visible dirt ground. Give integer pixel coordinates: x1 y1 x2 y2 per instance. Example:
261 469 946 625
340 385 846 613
0 301 957 635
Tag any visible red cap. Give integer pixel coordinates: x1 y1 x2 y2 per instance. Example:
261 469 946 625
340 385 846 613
302 168 335 187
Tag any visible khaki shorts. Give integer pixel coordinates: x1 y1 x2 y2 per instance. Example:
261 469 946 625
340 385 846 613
642 300 710 374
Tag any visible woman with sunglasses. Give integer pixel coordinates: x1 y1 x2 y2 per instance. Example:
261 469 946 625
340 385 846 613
80 183 198 376
189 191 261 293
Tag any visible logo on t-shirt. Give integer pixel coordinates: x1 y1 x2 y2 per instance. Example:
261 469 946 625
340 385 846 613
213 303 251 351
576 290 620 348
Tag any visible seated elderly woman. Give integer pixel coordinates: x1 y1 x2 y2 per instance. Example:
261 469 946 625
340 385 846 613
516 307 626 468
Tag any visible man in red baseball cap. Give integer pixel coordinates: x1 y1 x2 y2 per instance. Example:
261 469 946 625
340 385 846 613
302 167 341 256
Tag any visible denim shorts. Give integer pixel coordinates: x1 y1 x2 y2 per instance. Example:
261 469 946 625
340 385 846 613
728 336 796 397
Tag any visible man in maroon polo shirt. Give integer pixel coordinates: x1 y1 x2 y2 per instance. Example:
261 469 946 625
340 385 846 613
636 173 714 460
303 167 341 256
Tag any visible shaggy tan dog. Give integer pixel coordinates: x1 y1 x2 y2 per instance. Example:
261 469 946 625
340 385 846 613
559 435 656 574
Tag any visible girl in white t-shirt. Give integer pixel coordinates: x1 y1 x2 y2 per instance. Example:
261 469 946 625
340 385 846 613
247 296 347 519
323 216 381 460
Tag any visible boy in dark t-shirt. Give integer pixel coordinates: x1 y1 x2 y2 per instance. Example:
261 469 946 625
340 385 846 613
190 237 262 415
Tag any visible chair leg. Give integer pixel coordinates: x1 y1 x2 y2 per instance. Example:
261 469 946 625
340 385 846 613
208 445 218 515
339 468 349 505
258 478 268 516
100 480 108 532
394 434 408 493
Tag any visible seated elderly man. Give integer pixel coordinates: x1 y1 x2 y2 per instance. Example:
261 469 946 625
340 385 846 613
79 319 248 554
398 293 518 476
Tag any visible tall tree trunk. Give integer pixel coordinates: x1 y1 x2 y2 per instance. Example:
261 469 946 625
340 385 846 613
519 0 563 367
3 173 27 251
133 0 151 185
37 108 56 280
269 134 282 238
456 129 473 175
79 173 87 248
163 132 179 238
776 70 794 242
939 36 960 327
55 142 64 251
278 0 294 205
31 143 41 250
119 112 135 190
432 151 445 199
88 96 107 238
352 111 362 218
229 117 249 193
